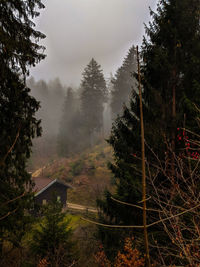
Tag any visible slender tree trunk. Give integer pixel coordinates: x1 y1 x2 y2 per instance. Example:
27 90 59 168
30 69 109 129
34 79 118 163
171 68 176 183
136 46 151 267
172 69 176 124
171 22 177 180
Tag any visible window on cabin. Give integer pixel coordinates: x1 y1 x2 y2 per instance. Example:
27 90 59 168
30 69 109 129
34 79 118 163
42 199 47 205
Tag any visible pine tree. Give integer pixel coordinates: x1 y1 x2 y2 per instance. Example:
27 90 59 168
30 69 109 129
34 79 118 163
31 199 76 266
111 45 137 118
0 0 45 254
141 0 200 145
98 0 200 263
80 58 107 145
58 87 83 156
48 78 65 136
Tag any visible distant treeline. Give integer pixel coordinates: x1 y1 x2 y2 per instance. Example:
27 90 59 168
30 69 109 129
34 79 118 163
27 45 137 157
27 77 66 136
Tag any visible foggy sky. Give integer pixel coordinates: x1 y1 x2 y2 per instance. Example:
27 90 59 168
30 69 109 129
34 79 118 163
31 0 157 87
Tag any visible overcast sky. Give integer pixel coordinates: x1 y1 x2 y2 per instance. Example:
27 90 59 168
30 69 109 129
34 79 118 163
30 0 157 87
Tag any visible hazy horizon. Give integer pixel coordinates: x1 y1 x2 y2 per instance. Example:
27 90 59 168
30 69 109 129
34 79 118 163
30 0 157 87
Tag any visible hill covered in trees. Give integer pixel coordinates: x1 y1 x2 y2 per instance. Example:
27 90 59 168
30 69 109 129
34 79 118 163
1 0 200 266
31 141 114 207
28 48 136 164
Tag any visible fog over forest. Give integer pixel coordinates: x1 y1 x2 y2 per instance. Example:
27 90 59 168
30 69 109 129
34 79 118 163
28 45 138 162
30 0 157 86
27 0 157 162
2 0 200 266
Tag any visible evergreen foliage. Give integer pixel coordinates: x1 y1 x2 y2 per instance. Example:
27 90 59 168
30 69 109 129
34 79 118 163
28 77 65 136
142 0 200 138
0 0 45 254
31 199 75 266
111 45 137 118
98 0 200 262
80 58 107 145
58 87 83 156
0 0 45 76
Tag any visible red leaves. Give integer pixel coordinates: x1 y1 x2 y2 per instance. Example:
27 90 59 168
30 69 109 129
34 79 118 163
176 128 200 159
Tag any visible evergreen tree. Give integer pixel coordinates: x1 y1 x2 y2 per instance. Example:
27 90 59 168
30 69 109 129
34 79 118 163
141 0 200 145
28 77 65 137
28 79 49 130
80 58 107 145
0 0 45 254
48 78 65 136
58 87 83 156
98 0 200 263
103 74 113 136
31 199 76 266
111 45 137 118
36 79 49 98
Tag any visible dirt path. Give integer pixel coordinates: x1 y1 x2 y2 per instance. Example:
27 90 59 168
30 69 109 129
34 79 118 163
67 202 97 213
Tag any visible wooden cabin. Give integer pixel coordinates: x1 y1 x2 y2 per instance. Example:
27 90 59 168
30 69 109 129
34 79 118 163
33 177 72 207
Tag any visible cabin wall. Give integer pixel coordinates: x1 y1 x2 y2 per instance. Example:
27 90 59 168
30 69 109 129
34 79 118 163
35 183 67 206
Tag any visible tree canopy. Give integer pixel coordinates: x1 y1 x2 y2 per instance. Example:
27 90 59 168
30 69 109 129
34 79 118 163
57 87 83 156
80 58 107 144
98 0 200 263
111 45 137 118
0 0 45 255
31 199 75 266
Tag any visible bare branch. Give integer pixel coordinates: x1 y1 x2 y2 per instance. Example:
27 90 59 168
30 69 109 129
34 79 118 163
0 126 21 166
0 208 18 221
111 196 161 213
1 192 26 207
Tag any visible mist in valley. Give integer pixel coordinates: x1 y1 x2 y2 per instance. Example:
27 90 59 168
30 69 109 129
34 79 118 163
27 0 157 168
28 46 139 169
31 0 157 86
3 0 199 266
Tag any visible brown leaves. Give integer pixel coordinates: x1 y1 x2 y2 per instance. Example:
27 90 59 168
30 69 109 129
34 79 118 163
37 258 49 267
114 237 144 267
95 237 145 267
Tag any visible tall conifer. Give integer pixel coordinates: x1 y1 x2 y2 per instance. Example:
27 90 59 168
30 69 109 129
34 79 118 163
80 58 107 144
57 87 83 156
98 0 200 262
111 45 137 118
0 0 45 253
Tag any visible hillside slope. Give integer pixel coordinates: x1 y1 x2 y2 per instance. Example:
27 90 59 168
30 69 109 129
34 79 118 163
32 141 114 206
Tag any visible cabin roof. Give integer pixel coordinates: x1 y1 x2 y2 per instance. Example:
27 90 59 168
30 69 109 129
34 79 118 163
33 177 72 197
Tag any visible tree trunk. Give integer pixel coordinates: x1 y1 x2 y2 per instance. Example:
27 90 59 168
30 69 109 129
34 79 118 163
137 46 151 267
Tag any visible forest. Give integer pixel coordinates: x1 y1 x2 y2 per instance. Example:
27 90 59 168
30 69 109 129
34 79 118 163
1 0 200 266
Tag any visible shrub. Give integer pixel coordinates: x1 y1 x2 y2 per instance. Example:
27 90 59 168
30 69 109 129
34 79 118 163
70 160 84 176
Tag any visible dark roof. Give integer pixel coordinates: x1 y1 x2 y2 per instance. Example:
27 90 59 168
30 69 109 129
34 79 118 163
32 177 72 196
33 177 52 192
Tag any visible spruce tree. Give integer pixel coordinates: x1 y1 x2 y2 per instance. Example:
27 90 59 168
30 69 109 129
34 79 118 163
111 45 137 118
31 199 75 266
80 58 107 145
141 0 200 145
48 78 65 136
58 87 83 156
98 0 200 263
0 0 45 253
